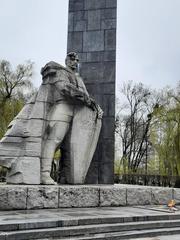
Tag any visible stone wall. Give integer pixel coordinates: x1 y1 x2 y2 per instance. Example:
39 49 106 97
0 184 178 210
67 0 117 184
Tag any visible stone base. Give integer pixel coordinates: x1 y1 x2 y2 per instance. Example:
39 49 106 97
0 184 179 210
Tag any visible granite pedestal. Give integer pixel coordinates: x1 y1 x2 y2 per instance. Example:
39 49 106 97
0 184 179 210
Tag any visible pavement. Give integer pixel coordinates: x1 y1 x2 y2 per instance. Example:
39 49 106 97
132 236 180 240
0 206 179 224
0 206 180 239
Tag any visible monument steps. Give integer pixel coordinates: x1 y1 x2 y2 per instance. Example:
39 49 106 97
1 214 180 239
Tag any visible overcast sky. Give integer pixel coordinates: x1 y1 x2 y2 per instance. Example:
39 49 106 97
0 0 179 91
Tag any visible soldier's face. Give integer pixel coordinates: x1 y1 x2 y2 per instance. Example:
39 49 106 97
66 56 79 70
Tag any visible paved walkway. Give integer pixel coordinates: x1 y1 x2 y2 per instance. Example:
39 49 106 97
133 236 180 240
0 206 180 239
0 206 178 224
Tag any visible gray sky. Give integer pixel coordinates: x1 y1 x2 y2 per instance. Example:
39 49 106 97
0 0 179 90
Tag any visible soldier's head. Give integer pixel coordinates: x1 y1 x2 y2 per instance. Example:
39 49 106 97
65 52 79 71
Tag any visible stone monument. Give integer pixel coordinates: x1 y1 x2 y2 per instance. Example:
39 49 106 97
0 52 102 185
68 0 117 184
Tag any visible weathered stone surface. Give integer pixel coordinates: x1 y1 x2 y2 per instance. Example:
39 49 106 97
5 119 28 137
103 61 116 82
0 143 23 157
127 187 152 205
84 0 106 10
67 106 102 184
151 187 173 205
0 185 177 210
27 186 59 209
0 185 27 210
83 31 104 52
102 83 115 94
102 117 115 138
101 19 116 30
100 186 126 206
6 157 40 184
105 29 116 50
59 186 99 207
74 20 86 31
104 51 116 62
26 119 44 137
88 10 101 30
101 8 117 19
68 12 74 32
15 103 33 120
67 32 83 52
69 0 84 11
101 138 114 163
106 0 117 8
78 52 87 62
86 52 104 62
102 94 115 117
80 62 104 82
173 188 180 204
74 11 88 21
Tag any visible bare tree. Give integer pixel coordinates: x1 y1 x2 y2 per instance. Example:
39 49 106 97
0 60 33 101
116 81 160 176
0 60 34 139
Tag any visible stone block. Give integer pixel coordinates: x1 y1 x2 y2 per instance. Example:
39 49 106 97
86 51 104 62
173 188 180 204
25 140 41 157
103 61 116 82
100 186 126 206
101 138 114 163
127 187 152 205
15 103 33 120
6 157 40 184
105 29 116 50
98 161 114 184
106 0 117 8
102 117 115 138
0 143 23 157
88 10 101 30
84 0 106 10
151 187 173 205
83 31 104 52
68 12 74 32
26 119 44 137
80 62 104 82
59 186 99 207
35 86 51 103
74 20 86 31
67 32 83 52
69 0 84 12
5 119 28 137
78 52 87 62
104 51 116 61
27 186 59 209
102 94 115 117
85 83 101 95
101 8 117 19
0 136 22 143
74 11 88 21
101 19 116 29
102 83 115 94
0 185 27 210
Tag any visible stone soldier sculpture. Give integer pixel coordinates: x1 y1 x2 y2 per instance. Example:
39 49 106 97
0 52 102 184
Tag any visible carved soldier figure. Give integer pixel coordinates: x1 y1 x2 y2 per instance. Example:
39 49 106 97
0 53 102 185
